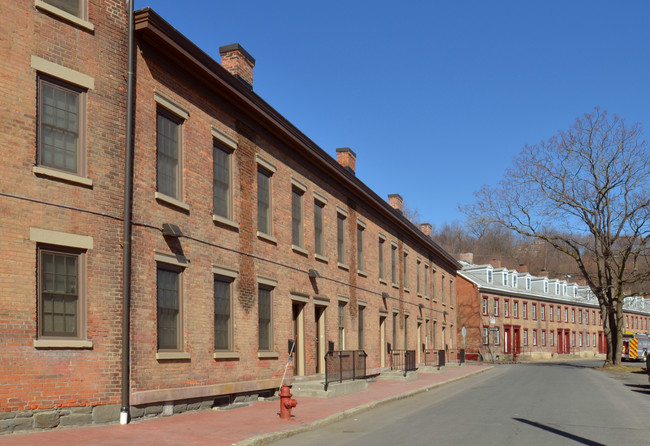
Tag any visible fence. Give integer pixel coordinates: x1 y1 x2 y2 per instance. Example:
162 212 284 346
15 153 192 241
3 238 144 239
390 349 417 376
324 350 367 391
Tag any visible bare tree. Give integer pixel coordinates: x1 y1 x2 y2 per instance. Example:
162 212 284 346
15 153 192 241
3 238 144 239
464 109 650 366
402 201 423 226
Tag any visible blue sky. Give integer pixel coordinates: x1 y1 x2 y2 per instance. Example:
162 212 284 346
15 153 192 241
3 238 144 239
134 1 650 229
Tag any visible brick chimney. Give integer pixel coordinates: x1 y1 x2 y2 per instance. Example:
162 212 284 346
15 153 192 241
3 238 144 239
219 43 255 89
490 258 501 268
388 194 403 213
336 147 356 174
420 223 432 237
518 263 528 273
459 253 474 263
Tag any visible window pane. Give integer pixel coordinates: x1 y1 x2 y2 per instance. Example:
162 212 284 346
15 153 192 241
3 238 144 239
292 189 302 247
314 201 324 255
257 169 271 234
213 144 230 218
44 0 81 16
357 226 363 270
40 81 79 173
378 239 384 278
157 267 179 350
337 214 345 263
258 287 271 350
157 111 180 198
214 278 231 350
41 251 78 337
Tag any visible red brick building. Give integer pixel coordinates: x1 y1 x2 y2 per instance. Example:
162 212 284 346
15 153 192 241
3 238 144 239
1 4 460 432
0 0 128 432
456 259 650 361
127 8 460 413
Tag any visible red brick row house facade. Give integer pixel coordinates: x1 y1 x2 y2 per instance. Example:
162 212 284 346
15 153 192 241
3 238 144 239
456 261 650 361
0 3 460 432
1 0 129 432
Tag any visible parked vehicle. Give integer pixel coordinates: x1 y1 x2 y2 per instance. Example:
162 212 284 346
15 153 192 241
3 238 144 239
622 332 650 361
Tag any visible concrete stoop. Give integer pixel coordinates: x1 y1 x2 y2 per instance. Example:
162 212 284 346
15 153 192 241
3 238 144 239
375 370 418 382
290 379 369 399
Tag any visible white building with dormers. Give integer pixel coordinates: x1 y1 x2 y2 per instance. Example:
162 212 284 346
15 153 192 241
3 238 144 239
456 260 650 361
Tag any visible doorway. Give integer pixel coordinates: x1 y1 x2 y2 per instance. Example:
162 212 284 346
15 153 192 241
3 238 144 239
292 302 305 376
315 305 326 374
380 316 386 368
417 321 422 364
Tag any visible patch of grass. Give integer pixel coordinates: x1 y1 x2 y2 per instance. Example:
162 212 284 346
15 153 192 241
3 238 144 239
594 365 645 373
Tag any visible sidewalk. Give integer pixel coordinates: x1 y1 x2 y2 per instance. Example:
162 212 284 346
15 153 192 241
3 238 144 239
0 365 491 446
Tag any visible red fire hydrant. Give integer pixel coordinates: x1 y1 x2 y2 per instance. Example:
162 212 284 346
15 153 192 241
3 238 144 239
279 384 297 420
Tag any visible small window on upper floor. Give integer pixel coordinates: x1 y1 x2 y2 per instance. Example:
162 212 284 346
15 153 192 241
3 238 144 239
526 277 531 290
36 0 93 31
157 108 183 201
512 275 518 288
38 77 86 176
503 272 508 286
213 140 234 222
257 166 273 236
487 270 493 284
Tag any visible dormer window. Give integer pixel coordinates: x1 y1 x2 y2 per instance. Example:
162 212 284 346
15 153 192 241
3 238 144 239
526 277 531 290
487 270 493 284
544 281 548 293
512 275 518 288
555 283 559 294
563 284 567 295
503 272 508 286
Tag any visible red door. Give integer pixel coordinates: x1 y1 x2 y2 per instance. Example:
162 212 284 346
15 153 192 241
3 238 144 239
557 329 563 354
564 330 570 354
513 327 520 361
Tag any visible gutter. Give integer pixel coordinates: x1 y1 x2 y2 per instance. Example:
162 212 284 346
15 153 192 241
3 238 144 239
121 0 135 425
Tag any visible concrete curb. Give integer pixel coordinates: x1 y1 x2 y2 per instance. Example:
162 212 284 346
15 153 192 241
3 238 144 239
236 366 493 446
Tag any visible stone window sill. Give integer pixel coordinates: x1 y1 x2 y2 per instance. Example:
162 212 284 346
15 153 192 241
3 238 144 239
34 339 93 349
292 245 309 256
315 253 329 263
212 214 239 230
257 231 277 244
213 351 240 360
33 166 93 188
258 351 279 359
155 192 190 212
156 352 191 360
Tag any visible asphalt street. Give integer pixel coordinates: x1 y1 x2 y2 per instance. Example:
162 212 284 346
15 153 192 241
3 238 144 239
271 361 650 446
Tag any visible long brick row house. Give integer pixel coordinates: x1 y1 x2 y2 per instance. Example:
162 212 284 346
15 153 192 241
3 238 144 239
1 2 460 432
456 257 650 361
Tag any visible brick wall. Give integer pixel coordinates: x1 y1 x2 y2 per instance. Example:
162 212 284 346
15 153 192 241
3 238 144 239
0 0 128 423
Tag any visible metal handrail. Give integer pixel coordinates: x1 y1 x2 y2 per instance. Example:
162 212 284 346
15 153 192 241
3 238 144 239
324 350 367 391
389 349 417 376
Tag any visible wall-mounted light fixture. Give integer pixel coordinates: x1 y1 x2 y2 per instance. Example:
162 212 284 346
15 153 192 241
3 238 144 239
161 223 183 238
308 269 321 279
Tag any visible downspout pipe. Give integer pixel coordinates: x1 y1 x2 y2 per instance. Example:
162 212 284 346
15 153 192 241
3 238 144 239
121 0 135 425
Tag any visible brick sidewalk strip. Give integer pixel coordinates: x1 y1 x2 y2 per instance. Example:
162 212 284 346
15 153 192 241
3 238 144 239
0 365 491 446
